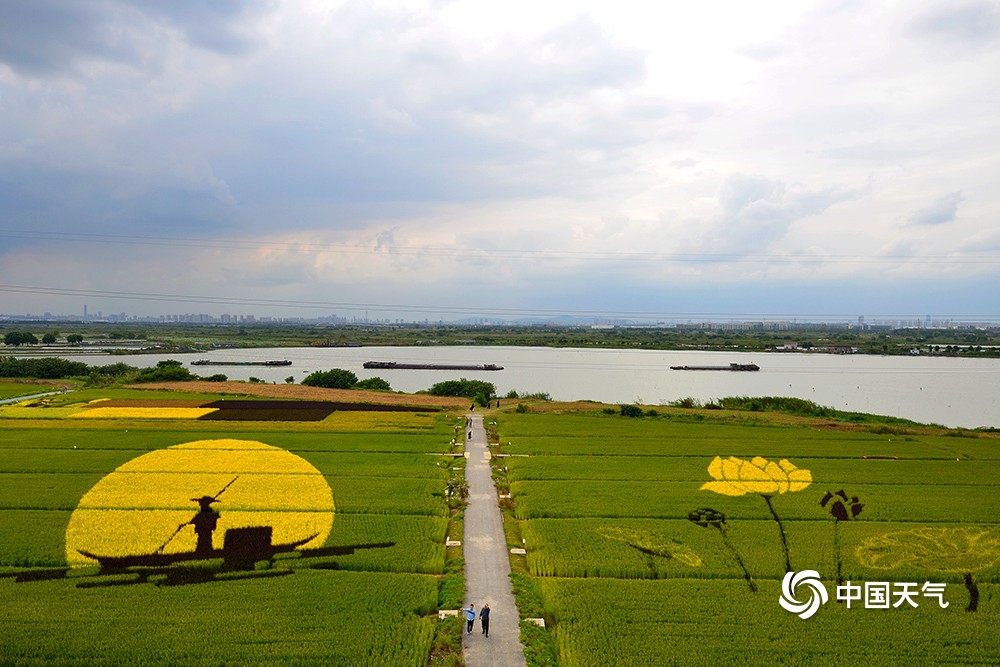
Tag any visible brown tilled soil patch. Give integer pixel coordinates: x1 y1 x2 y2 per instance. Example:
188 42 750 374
198 399 438 421
128 381 469 410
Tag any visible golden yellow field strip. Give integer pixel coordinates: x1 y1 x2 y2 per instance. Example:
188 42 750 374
76 471 333 511
0 406 81 419
89 399 209 407
70 407 219 419
117 440 322 475
321 411 438 431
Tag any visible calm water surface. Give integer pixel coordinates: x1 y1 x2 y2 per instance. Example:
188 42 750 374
41 346 1000 429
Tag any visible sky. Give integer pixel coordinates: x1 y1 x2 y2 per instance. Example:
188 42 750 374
1 0 999 323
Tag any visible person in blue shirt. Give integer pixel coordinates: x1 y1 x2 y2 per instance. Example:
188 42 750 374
464 604 476 634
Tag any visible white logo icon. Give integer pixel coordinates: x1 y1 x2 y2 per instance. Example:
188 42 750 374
779 570 829 619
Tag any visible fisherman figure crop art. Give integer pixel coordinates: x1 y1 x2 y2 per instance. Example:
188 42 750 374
190 495 220 555
150 476 237 557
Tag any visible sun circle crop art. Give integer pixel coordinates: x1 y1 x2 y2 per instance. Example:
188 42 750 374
65 439 334 567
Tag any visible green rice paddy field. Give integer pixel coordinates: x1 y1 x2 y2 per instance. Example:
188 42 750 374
0 391 462 666
5 380 1000 666
497 412 1000 666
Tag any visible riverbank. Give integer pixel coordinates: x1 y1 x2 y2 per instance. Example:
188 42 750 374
121 381 1000 438
4 322 1000 357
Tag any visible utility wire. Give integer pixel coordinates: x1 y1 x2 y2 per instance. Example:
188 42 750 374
1 283 997 322
0 229 995 265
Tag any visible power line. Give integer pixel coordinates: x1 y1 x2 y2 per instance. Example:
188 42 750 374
1 228 997 265
1 283 997 322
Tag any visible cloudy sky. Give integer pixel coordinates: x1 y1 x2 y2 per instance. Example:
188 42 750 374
1 0 998 322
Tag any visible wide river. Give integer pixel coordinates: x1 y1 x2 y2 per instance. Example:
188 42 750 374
38 346 1000 429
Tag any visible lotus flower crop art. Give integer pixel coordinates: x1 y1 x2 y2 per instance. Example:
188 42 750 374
700 456 812 496
700 456 812 573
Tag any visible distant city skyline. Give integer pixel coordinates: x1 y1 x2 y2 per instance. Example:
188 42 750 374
1 305 995 330
1 2 998 321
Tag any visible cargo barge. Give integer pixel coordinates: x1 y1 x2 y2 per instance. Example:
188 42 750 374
191 360 292 367
363 361 503 371
670 363 760 371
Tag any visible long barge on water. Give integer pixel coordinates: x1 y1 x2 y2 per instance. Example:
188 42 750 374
363 361 503 371
670 363 760 371
190 360 292 367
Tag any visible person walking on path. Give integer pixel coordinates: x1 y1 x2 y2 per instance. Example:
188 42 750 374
465 604 476 634
479 603 491 637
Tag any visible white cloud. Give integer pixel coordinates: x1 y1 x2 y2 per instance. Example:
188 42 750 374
908 191 966 226
0 1 999 319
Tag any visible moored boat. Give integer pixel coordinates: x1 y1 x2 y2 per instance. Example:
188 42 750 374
362 361 504 371
190 360 292 366
670 363 760 371
77 527 317 569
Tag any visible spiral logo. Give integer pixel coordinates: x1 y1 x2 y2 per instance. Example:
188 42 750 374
778 570 829 619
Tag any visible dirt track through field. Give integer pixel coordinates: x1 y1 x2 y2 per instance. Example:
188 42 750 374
462 413 528 667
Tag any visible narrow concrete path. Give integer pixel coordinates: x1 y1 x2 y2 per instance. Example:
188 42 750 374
462 413 528 667
0 389 71 405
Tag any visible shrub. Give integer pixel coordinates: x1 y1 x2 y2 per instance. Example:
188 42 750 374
619 404 644 418
93 362 138 378
3 331 38 346
355 377 392 392
204 374 228 382
134 360 195 382
302 368 359 389
427 379 495 401
84 362 140 387
0 356 90 378
670 397 699 409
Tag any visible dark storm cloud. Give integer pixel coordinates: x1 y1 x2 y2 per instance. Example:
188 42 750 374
196 8 655 208
0 4 661 253
123 0 264 55
908 190 965 225
0 1 134 75
0 155 236 241
0 0 262 76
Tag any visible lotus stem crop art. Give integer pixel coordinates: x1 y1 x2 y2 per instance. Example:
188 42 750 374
700 455 812 573
820 489 864 586
688 508 756 592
